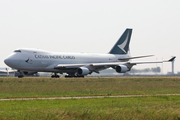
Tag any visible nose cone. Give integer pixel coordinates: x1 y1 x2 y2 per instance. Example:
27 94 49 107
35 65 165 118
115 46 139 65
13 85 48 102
4 58 10 66
4 56 20 68
4 58 14 67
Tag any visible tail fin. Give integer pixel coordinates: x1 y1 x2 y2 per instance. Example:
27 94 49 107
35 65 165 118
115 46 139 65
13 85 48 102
109 28 132 54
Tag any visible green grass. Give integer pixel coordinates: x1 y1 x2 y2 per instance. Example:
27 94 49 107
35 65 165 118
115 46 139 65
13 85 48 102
0 77 180 98
0 77 180 119
0 96 180 119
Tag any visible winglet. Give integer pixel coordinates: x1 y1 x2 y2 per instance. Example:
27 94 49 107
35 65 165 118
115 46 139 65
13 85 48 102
168 56 176 62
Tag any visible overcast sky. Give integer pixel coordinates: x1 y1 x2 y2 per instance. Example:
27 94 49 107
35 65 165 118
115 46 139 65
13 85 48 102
0 0 180 74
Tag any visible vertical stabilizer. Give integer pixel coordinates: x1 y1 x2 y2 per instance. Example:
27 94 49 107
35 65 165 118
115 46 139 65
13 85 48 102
109 28 132 54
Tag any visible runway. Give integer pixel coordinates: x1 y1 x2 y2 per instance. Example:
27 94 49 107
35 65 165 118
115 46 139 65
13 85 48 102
0 94 180 101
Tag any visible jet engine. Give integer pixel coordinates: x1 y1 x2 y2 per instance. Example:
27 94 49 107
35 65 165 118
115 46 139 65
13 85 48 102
115 65 128 73
77 67 90 75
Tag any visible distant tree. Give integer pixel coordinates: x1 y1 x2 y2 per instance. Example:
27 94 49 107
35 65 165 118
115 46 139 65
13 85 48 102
143 68 151 72
130 67 161 73
151 67 161 73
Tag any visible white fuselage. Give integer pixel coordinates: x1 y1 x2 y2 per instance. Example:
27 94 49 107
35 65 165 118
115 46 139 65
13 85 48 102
4 48 129 73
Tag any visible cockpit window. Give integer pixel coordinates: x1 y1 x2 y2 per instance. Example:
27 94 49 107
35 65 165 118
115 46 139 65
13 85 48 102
14 50 21 52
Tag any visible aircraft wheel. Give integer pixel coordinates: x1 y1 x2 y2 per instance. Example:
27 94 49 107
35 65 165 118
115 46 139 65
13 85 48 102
65 75 73 78
56 75 60 78
18 75 24 78
51 75 59 78
65 75 84 78
77 75 84 78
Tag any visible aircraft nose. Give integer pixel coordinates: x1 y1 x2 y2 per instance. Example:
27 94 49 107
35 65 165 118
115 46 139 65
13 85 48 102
4 58 12 66
4 57 20 68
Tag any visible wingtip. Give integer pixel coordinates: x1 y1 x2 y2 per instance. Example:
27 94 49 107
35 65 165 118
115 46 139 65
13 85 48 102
168 56 176 62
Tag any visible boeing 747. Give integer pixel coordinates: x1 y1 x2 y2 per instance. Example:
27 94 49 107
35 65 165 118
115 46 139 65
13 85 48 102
4 29 174 78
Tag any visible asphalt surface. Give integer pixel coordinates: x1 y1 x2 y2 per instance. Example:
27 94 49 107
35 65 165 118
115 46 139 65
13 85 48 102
0 94 180 101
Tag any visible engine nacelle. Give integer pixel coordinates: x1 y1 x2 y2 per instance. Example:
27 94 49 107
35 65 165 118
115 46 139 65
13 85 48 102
77 67 90 75
115 65 128 73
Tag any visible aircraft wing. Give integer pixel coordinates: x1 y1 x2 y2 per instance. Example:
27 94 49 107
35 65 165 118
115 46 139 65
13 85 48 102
130 56 176 65
55 56 175 68
118 55 154 61
54 62 123 74
53 57 175 74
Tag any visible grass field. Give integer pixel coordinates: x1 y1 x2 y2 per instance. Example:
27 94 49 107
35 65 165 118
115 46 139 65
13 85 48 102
0 77 180 119
0 77 180 98
0 96 180 119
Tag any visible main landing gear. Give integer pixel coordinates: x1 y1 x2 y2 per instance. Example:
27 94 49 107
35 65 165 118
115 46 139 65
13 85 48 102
51 73 84 78
65 76 84 78
51 73 59 78
65 74 84 78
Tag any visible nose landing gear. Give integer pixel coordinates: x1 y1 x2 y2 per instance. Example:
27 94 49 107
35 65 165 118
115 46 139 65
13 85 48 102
18 74 24 78
18 70 24 78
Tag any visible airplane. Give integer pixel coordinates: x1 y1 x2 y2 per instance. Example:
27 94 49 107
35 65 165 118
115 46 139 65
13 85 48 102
4 28 175 78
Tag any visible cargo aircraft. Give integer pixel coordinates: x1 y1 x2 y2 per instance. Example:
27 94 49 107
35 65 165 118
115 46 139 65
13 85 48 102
4 29 175 78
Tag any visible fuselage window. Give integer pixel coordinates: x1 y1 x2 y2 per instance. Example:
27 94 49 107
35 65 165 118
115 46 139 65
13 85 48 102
14 50 21 52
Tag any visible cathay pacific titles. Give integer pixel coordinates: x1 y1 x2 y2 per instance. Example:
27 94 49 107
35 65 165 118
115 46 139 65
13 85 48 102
35 55 75 59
